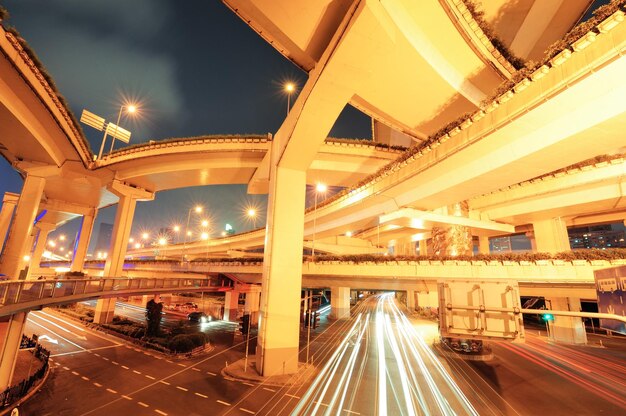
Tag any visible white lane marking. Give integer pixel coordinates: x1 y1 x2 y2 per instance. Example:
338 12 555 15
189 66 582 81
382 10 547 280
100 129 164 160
81 376 89 381
94 353 100 357
192 368 201 372
263 387 276 392
28 313 86 340
40 310 122 345
145 375 155 380
194 392 208 398
217 400 231 406
285 394 300 399
51 344 122 357
112 361 119 365
155 410 168 416
133 370 141 374
159 380 170 385
106 388 117 394
166 360 173 363
94 382 102 387
240 409 255 415
122 395 133 401
206 371 217 376
71 371 79 376
177 364 186 367
62 366 70 371
344 410 360 415
37 311 86 331
314 401 328 407
176 386 188 392
27 320 85 350
243 382 254 387
138 402 149 407
122 365 130 370
102 357 109 361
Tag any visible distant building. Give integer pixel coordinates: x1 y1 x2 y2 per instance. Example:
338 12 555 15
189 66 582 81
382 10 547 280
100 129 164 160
569 224 626 249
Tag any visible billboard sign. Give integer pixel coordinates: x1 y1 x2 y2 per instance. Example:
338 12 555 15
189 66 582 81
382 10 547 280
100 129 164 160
594 266 626 336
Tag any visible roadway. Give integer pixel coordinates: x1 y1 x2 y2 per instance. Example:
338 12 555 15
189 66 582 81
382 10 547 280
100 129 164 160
15 298 626 415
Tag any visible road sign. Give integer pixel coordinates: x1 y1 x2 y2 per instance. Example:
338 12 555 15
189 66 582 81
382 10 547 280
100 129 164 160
438 278 524 342
594 266 626 335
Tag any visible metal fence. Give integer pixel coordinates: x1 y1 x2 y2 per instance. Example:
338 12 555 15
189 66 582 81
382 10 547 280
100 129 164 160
0 345 50 409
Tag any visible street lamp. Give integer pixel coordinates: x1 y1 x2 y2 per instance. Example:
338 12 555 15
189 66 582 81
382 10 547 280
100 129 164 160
312 183 327 258
183 206 203 262
285 82 296 116
172 225 181 244
247 208 257 229
80 104 139 160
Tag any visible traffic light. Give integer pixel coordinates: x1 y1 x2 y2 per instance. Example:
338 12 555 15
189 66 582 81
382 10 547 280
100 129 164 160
239 314 250 335
312 311 320 329
542 313 554 322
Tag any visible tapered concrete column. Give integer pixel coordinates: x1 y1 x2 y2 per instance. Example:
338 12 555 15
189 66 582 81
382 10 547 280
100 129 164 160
71 211 96 273
478 236 490 255
256 165 306 376
330 287 351 319
0 176 45 280
244 287 261 325
532 218 570 253
27 222 55 279
418 239 428 256
406 289 416 311
0 193 19 255
0 312 28 390
224 290 240 321
417 291 439 308
546 297 587 345
94 181 153 324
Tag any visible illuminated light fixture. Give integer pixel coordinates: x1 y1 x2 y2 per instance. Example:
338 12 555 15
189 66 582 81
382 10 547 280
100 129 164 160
59 235 66 241
201 219 209 228
173 225 180 232
186 231 192 237
284 82 297 115
48 241 56 247
142 232 149 240
194 206 203 214
134 243 141 249
129 237 134 243
59 247 65 252
23 255 31 262
43 251 52 259
200 232 209 240
158 238 167 246
221 231 227 237
345 231 352 237
316 183 327 193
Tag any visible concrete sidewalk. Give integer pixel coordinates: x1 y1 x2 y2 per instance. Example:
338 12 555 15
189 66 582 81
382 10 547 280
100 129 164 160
223 358 318 387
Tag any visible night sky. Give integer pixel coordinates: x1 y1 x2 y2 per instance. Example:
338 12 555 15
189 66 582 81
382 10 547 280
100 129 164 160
0 0 371 251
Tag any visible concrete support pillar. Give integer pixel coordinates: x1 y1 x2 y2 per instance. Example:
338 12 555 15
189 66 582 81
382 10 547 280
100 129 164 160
478 236 490 255
0 312 28 390
224 290 240 321
418 239 428 256
431 202 472 256
0 193 19 255
0 176 45 280
546 297 587 345
330 287 351 320
94 181 153 324
406 289 416 311
71 211 96 273
532 218 570 253
244 287 261 325
417 291 439 308
256 165 306 376
27 222 55 279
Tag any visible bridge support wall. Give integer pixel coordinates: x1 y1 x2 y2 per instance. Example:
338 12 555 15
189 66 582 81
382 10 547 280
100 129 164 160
330 286 351 319
547 296 587 345
244 287 261 325
0 175 45 280
532 218 570 253
27 222 55 279
224 290 240 321
0 312 27 390
0 193 19 255
71 212 96 273
256 166 306 376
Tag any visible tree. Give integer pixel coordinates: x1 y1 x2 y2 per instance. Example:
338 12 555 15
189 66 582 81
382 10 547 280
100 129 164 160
145 299 163 336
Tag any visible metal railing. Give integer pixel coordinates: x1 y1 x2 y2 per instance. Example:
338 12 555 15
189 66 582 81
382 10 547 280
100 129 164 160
0 277 225 317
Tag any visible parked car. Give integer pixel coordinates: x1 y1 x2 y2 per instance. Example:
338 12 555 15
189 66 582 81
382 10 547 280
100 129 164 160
187 312 210 323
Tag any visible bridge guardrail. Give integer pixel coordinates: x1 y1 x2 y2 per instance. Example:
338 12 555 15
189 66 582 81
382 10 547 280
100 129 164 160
0 277 216 310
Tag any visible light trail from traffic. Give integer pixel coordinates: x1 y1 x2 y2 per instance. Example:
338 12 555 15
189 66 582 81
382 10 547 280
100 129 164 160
290 293 479 415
